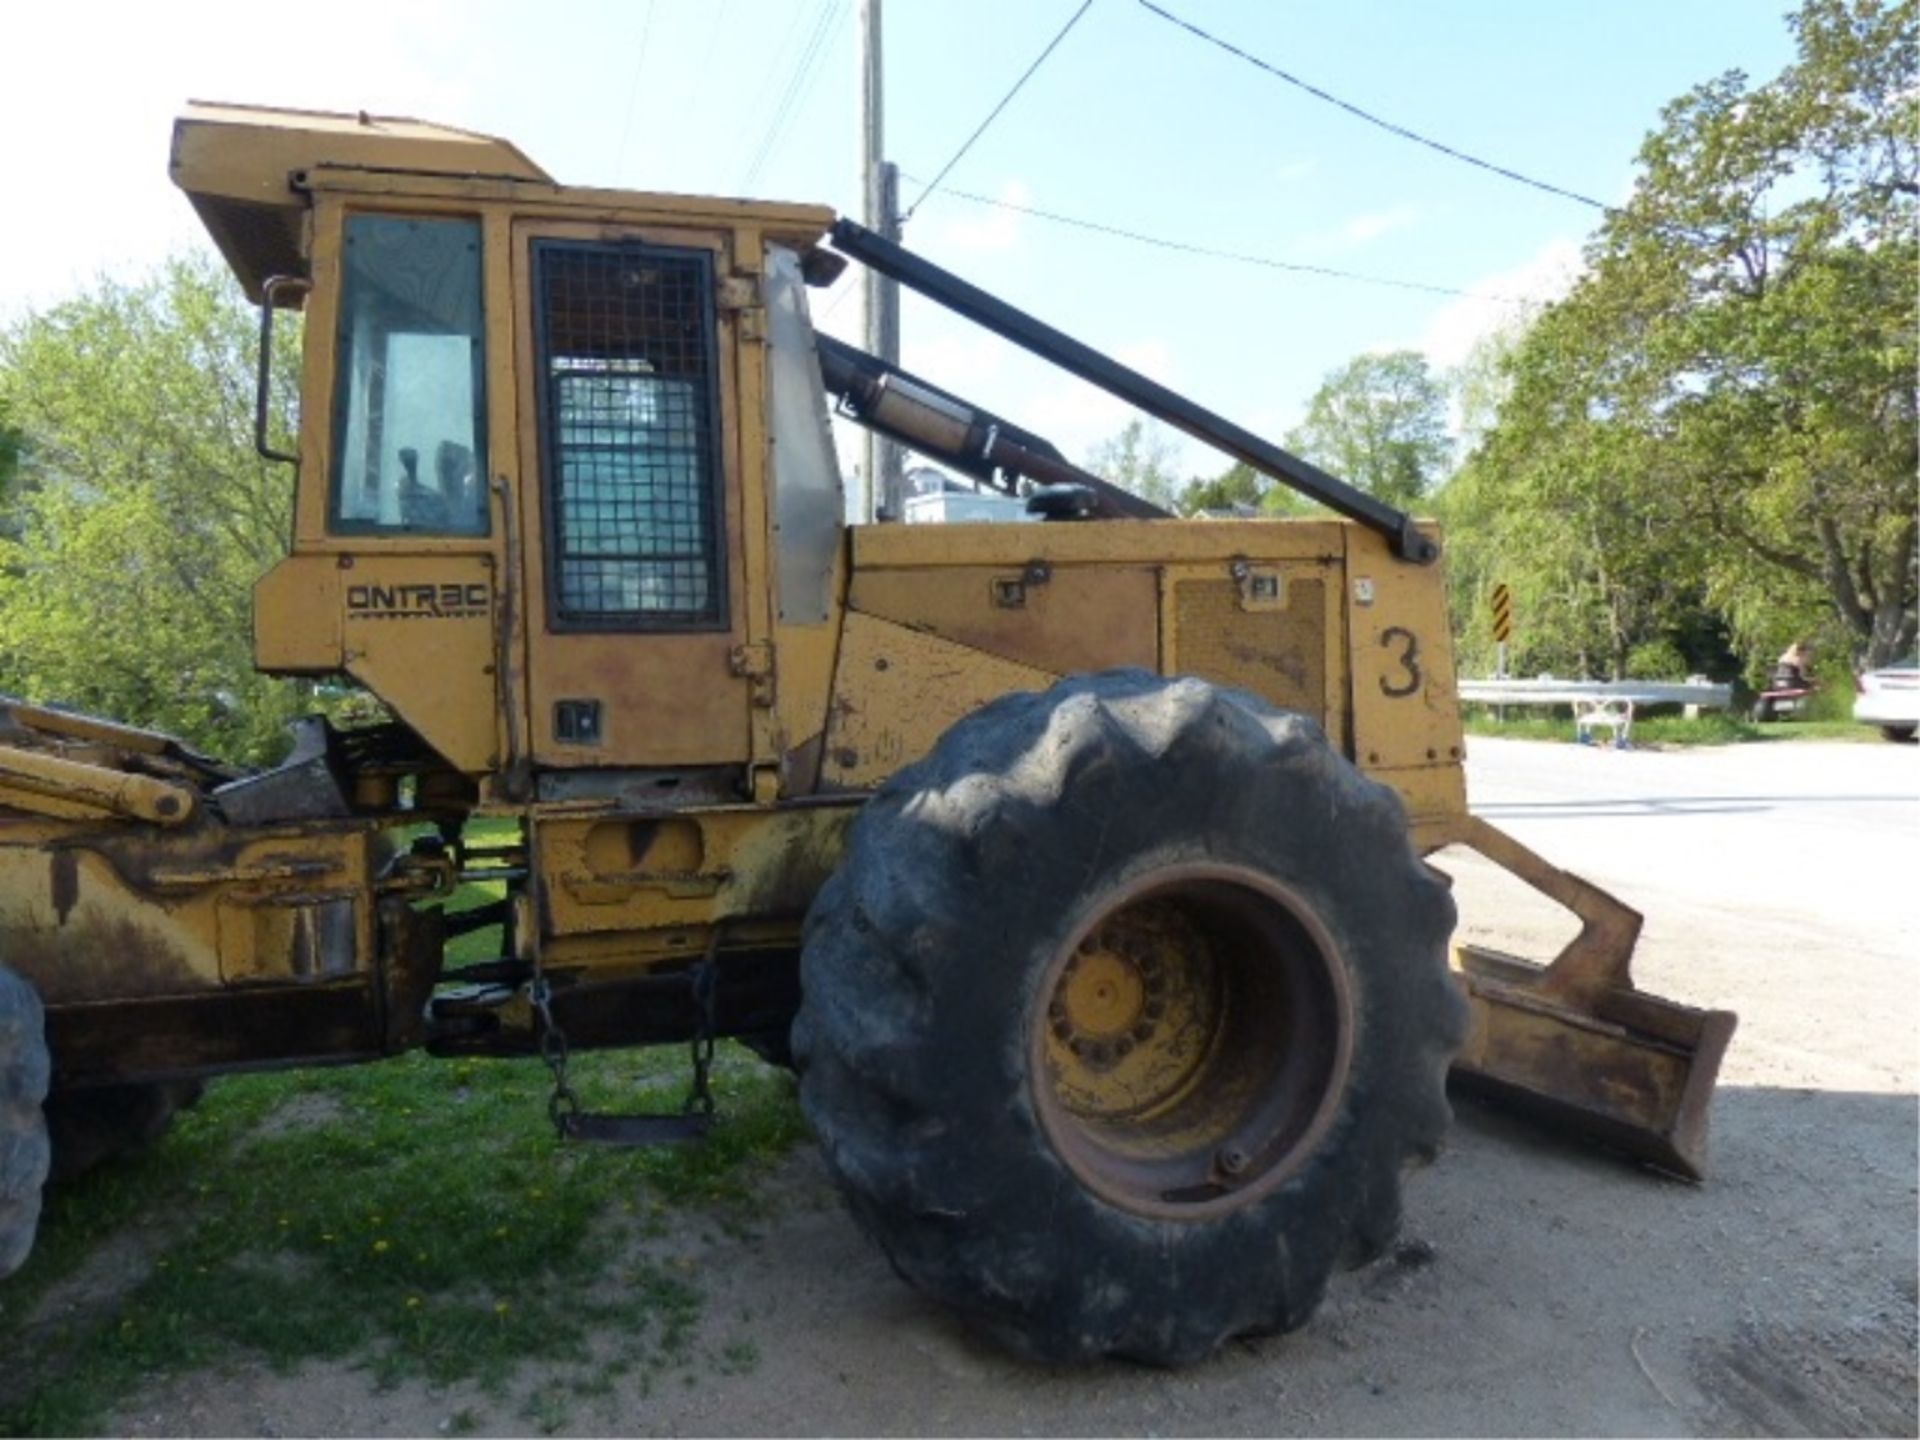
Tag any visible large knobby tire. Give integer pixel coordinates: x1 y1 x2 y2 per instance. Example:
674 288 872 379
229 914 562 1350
794 671 1468 1365
737 1029 796 1071
44 1080 204 1185
1 963 52 1279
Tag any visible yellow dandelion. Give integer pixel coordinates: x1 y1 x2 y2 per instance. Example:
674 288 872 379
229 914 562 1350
373 1239 391 1255
494 1301 510 1316
405 1295 424 1310
277 1216 290 1228
321 1233 336 1243
493 1226 509 1240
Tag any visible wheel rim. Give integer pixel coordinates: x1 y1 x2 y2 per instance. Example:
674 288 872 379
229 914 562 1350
1030 862 1354 1221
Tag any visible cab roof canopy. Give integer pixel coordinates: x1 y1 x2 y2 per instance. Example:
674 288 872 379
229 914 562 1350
171 101 552 301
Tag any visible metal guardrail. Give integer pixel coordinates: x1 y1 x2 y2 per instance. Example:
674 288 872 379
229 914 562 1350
1459 678 1733 709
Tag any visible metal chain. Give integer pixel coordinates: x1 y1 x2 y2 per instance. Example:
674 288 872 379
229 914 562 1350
534 947 720 1139
531 963 580 1137
684 958 718 1119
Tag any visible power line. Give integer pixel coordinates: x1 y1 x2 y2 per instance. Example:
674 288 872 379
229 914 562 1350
695 0 731 81
741 0 846 192
1133 0 1609 211
614 0 658 183
735 0 827 190
741 0 841 190
818 276 859 323
900 176 1535 304
900 0 1096 224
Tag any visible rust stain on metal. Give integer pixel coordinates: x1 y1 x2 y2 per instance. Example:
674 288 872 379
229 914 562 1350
1437 814 1737 1180
50 850 78 924
3 913 209 1004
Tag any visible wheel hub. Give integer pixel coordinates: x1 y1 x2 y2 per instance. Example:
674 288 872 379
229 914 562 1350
1031 864 1353 1221
1043 902 1222 1122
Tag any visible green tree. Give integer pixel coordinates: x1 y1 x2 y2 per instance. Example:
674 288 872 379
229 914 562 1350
1177 461 1264 516
1466 0 1917 672
0 252 309 763
1086 417 1181 510
1285 350 1452 510
1449 322 1529 461
0 422 20 498
1443 413 1715 679
1172 457 1334 519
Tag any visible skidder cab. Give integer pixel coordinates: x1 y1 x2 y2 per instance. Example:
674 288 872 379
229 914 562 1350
0 102 1734 1362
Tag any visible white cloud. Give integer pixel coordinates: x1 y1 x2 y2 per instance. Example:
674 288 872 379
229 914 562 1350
1289 204 1420 256
1272 159 1316 185
1418 235 1584 370
0 0 471 319
1017 339 1211 472
1341 205 1420 244
910 330 1009 396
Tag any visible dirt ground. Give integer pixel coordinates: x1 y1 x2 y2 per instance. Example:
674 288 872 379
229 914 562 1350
107 739 1920 1437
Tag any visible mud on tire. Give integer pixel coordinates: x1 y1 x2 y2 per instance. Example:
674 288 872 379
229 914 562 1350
1 963 52 1279
794 671 1468 1364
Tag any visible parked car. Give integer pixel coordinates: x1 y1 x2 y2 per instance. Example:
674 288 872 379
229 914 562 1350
1853 660 1920 742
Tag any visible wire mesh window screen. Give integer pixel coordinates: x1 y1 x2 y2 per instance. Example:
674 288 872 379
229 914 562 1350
534 241 726 626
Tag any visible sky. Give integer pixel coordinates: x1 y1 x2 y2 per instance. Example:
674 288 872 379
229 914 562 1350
0 0 1801 484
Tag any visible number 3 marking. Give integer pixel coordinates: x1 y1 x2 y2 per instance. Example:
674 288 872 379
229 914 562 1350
1380 627 1422 698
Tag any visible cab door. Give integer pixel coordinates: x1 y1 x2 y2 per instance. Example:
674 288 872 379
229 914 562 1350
511 222 753 771
255 205 503 776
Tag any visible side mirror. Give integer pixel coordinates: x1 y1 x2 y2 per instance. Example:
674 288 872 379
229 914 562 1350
255 275 311 467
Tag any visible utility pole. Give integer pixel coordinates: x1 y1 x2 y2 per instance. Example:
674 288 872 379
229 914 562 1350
859 0 904 520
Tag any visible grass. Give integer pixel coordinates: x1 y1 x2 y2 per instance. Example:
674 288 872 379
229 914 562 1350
0 1045 805 1435
0 833 810 1435
1462 707 1876 747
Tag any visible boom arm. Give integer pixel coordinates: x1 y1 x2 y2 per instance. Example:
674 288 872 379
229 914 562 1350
828 218 1439 563
813 334 1166 520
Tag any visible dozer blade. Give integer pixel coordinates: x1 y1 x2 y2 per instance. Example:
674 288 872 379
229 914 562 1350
1442 816 1738 1181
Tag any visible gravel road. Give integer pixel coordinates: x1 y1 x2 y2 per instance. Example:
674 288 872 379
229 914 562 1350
116 738 1920 1437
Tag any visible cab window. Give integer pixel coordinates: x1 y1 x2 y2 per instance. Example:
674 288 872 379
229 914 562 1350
532 240 726 629
330 215 488 536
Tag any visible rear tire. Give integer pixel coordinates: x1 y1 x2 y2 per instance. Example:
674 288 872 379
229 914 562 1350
0 963 52 1279
44 1081 203 1185
794 672 1467 1364
737 1029 796 1071
1880 724 1917 744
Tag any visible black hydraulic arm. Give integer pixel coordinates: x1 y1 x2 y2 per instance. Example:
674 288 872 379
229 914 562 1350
828 217 1438 563
813 333 1167 520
